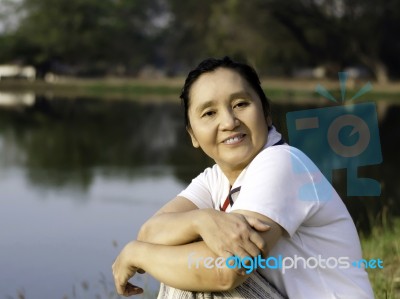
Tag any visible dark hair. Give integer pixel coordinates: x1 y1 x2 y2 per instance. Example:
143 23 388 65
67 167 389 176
180 56 271 127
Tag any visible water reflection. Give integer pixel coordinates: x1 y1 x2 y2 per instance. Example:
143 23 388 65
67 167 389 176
0 91 35 107
0 166 181 298
1 96 399 226
0 95 399 298
0 96 211 191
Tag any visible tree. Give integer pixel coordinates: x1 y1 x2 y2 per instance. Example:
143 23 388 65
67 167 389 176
1 0 165 75
259 0 400 81
1 0 399 80
164 0 400 81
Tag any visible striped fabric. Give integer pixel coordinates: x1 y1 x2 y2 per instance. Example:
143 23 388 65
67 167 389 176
219 186 241 212
157 270 286 299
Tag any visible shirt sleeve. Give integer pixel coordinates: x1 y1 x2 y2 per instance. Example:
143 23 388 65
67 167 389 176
177 167 216 209
230 146 324 237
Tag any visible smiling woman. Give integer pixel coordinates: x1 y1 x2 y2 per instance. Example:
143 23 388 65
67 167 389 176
112 57 374 299
186 68 270 184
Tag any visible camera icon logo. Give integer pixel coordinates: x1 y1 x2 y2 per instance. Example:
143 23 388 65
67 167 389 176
286 73 382 198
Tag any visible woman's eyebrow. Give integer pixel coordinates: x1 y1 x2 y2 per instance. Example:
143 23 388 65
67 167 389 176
195 100 215 114
194 92 252 114
229 91 252 100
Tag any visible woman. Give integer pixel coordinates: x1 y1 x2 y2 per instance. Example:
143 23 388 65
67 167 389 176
112 57 374 298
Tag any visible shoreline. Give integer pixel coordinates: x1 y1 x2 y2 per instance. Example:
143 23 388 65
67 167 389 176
0 77 400 103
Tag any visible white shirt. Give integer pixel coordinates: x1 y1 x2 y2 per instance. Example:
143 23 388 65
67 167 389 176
178 127 374 299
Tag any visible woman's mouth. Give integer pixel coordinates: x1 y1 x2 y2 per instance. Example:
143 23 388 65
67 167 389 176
223 134 246 145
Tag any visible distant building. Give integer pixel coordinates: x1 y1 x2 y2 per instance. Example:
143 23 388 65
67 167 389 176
292 66 326 79
0 65 36 81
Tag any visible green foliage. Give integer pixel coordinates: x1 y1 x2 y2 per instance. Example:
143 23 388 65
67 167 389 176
1 0 164 73
361 218 400 298
0 0 399 79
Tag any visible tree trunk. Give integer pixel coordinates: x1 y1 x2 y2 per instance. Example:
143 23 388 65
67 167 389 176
359 54 389 84
373 61 389 84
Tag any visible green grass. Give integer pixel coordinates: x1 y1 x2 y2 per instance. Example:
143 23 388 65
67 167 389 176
1 78 400 102
360 218 400 299
85 83 179 96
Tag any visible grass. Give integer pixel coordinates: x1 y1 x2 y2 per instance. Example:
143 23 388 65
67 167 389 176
360 218 400 299
0 78 182 101
1 77 400 102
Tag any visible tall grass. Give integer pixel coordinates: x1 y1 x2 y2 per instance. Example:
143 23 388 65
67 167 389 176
360 218 400 298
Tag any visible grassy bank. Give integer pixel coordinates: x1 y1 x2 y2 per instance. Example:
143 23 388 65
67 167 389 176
361 218 400 298
0 78 182 101
1 77 400 102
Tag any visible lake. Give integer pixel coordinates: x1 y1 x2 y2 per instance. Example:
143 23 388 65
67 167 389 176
0 92 399 298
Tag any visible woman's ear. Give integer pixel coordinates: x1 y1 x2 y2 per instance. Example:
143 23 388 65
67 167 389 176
266 115 273 127
186 126 200 148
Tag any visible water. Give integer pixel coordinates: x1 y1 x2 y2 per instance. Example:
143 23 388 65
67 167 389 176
0 94 399 298
0 167 182 298
0 97 204 298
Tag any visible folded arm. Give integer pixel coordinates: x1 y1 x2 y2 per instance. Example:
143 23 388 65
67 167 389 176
113 209 283 296
138 196 272 259
137 196 202 245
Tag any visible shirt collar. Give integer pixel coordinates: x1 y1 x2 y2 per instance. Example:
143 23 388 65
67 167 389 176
230 125 283 189
264 125 283 149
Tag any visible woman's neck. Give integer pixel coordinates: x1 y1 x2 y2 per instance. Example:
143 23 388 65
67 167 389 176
221 167 245 186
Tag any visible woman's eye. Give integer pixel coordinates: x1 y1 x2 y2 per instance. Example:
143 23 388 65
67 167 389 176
202 111 215 117
234 102 249 108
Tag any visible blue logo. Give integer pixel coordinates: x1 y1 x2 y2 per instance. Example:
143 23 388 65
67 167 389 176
286 72 382 197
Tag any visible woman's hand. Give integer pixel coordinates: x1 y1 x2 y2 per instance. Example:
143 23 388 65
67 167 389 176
112 241 144 296
195 209 270 261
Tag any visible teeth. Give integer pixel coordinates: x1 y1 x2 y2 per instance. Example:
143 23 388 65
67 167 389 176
224 135 243 144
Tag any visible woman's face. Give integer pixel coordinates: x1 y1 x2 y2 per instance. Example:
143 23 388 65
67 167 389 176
187 67 270 178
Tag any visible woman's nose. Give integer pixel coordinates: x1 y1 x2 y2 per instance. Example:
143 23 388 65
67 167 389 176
219 109 239 130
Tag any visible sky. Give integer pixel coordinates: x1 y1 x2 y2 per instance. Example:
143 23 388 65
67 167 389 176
0 0 24 34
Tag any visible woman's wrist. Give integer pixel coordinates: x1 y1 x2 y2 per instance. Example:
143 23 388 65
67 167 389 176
192 209 222 240
124 240 146 270
191 209 209 239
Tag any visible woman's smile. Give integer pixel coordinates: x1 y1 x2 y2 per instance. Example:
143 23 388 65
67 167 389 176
222 133 246 145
